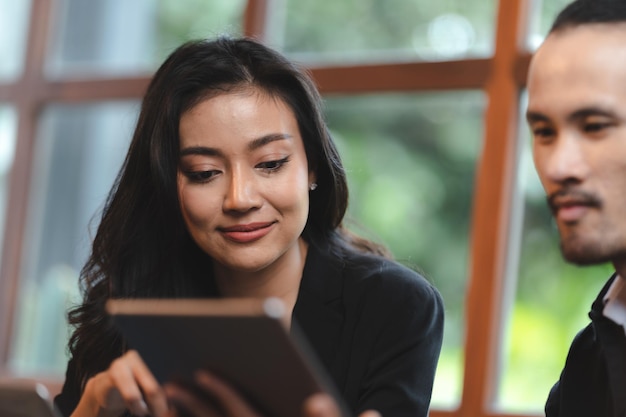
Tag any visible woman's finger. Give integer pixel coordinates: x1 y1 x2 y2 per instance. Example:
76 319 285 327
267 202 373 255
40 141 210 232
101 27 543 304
126 350 169 417
302 393 341 417
108 354 149 415
164 382 221 417
107 350 166 417
358 410 382 417
194 371 261 417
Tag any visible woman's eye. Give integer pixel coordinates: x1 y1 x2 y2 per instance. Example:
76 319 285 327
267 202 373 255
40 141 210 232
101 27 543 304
257 156 290 173
184 170 220 183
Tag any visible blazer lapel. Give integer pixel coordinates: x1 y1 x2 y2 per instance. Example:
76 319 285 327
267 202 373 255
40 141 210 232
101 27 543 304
292 244 345 384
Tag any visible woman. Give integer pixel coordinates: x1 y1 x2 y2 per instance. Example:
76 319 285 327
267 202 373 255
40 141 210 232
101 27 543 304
54 37 444 417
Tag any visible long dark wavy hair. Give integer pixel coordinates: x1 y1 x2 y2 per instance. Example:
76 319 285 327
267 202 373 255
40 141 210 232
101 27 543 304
66 36 389 389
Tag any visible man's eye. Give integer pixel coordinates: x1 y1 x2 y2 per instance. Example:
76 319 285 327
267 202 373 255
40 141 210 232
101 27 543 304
531 126 555 140
257 156 290 172
584 122 610 133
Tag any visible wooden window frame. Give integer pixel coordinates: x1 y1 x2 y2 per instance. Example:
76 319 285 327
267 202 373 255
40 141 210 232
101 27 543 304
0 0 539 416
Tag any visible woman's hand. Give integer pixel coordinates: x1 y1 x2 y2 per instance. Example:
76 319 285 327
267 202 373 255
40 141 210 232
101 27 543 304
71 350 168 417
164 372 260 417
303 394 381 417
164 371 381 417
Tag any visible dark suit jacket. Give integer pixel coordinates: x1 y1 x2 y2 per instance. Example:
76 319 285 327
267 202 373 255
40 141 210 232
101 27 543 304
54 243 444 417
545 274 626 417
293 244 444 417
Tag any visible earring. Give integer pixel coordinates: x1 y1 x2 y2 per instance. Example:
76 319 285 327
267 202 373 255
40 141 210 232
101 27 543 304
309 183 318 191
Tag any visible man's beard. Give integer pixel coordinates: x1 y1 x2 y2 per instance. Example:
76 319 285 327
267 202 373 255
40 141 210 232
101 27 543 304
559 231 624 266
548 185 608 265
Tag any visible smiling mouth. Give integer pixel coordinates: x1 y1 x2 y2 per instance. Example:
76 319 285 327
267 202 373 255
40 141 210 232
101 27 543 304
219 222 275 243
548 189 602 223
555 204 593 223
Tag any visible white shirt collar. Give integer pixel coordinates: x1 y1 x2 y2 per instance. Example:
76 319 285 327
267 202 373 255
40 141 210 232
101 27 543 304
603 274 626 333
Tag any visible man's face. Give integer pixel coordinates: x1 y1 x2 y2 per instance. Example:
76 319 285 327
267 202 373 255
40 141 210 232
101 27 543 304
527 23 626 266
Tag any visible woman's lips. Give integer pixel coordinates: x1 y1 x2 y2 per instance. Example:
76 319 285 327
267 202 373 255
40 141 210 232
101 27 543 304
219 222 275 243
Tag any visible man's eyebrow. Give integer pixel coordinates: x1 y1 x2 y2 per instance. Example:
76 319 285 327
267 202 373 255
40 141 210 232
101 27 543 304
526 111 550 124
525 107 619 125
247 133 293 151
568 107 619 122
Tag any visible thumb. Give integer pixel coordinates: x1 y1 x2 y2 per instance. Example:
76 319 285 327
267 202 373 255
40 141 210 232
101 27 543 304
302 393 341 417
359 410 382 417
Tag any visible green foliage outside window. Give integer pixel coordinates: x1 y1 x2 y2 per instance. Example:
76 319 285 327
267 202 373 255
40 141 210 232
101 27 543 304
325 92 484 408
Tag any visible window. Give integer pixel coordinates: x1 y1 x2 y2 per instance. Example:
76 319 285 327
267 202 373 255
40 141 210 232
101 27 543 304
47 0 245 78
325 92 484 409
0 1 590 416
266 0 495 63
0 106 17 269
9 102 138 376
0 0 31 81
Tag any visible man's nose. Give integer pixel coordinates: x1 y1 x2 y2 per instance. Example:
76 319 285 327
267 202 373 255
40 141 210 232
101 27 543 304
542 132 590 184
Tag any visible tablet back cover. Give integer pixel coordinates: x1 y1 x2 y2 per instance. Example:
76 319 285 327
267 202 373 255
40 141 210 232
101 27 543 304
107 298 334 417
0 380 62 417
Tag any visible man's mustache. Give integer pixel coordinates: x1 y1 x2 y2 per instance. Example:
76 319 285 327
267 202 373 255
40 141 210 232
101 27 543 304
546 187 602 215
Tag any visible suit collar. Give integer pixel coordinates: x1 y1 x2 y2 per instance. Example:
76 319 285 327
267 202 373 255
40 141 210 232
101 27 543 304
590 273 626 417
291 243 345 379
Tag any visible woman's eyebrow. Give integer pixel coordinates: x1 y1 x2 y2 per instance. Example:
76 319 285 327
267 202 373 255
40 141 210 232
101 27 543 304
248 133 293 151
179 133 293 157
179 146 222 157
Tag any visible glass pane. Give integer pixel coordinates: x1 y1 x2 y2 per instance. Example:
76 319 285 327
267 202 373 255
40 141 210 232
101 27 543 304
496 94 613 413
0 106 17 262
47 0 245 78
0 0 31 81
526 0 575 50
268 0 496 64
325 91 485 409
9 102 139 376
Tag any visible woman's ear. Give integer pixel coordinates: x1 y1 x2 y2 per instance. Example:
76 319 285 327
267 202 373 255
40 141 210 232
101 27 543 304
308 170 317 191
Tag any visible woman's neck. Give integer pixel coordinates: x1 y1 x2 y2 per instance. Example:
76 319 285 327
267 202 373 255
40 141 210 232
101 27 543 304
212 238 309 313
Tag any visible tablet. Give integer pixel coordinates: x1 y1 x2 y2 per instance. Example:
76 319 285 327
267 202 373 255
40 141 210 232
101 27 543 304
0 379 62 417
106 297 344 417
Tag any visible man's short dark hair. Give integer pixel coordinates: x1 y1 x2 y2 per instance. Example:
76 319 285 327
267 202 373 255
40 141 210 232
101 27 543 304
551 0 626 33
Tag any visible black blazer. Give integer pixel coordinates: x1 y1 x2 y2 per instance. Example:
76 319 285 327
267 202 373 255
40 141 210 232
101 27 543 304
293 244 444 417
545 274 626 417
55 244 444 417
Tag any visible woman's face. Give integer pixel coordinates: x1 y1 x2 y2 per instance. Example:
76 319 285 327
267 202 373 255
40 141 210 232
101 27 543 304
177 88 315 274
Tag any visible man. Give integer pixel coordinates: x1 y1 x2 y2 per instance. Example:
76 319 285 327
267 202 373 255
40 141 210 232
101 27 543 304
526 0 626 416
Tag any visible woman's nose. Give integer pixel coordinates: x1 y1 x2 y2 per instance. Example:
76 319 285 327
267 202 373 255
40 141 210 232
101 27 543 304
222 168 262 212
